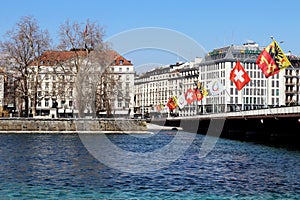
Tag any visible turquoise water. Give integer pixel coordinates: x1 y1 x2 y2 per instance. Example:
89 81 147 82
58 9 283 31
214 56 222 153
0 132 299 199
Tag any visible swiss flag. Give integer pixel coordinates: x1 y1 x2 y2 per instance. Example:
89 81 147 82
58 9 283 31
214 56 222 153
230 61 251 91
184 88 197 104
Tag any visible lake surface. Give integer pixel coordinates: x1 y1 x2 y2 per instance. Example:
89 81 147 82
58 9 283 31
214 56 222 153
0 131 299 199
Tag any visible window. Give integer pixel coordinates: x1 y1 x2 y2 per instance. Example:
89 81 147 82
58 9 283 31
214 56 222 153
69 101 73 107
119 60 123 65
118 101 122 108
45 100 49 107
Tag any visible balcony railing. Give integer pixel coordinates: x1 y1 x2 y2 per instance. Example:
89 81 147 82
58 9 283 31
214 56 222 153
285 82 296 86
285 74 299 78
285 90 298 94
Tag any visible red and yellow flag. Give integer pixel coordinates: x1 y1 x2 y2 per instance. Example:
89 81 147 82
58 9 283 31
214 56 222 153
167 96 178 111
256 40 291 78
195 82 208 101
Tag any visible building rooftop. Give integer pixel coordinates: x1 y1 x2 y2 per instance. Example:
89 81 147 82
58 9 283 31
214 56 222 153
29 49 132 66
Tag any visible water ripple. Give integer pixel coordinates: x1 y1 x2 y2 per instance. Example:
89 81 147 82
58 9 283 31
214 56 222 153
0 133 299 199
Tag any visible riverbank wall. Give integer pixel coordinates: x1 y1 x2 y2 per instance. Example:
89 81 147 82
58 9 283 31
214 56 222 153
0 118 147 133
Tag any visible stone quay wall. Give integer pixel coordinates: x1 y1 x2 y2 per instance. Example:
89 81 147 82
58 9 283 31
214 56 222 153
0 118 147 133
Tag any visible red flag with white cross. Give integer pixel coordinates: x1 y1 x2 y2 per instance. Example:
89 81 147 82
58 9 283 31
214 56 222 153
230 61 251 91
184 88 197 104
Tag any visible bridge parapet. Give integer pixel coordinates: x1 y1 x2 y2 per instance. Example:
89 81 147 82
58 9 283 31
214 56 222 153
175 106 300 120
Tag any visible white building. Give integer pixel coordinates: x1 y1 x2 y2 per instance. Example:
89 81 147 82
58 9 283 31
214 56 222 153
28 50 134 118
134 59 201 117
134 42 288 118
0 69 4 115
285 56 300 106
108 53 135 117
198 42 285 113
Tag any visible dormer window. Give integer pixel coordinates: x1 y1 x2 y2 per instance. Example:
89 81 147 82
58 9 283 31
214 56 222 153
119 60 123 65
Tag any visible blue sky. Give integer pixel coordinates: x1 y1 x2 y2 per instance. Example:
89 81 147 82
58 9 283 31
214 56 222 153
1 0 300 72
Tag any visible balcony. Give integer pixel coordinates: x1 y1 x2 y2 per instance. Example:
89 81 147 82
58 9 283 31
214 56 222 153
285 82 296 86
285 74 299 78
285 90 298 94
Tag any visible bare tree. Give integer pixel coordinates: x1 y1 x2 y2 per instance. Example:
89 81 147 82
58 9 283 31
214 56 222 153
0 16 50 117
95 56 122 118
57 19 116 118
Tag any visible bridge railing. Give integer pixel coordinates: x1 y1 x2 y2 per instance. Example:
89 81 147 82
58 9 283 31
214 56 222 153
177 106 300 119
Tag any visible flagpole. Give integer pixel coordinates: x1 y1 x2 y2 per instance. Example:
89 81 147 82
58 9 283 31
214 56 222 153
242 88 244 111
142 86 144 119
225 89 240 112
241 60 245 111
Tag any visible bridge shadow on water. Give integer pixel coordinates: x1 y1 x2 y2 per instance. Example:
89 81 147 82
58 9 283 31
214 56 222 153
151 116 300 151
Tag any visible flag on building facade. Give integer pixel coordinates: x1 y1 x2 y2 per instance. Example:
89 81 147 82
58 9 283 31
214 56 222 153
156 103 164 112
163 104 169 113
256 40 292 78
177 94 187 109
230 61 251 91
184 88 197 104
195 82 208 101
167 96 178 110
207 79 225 96
195 88 204 101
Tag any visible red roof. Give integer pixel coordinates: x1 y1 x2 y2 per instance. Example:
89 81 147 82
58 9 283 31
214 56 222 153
107 50 132 66
29 49 132 66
